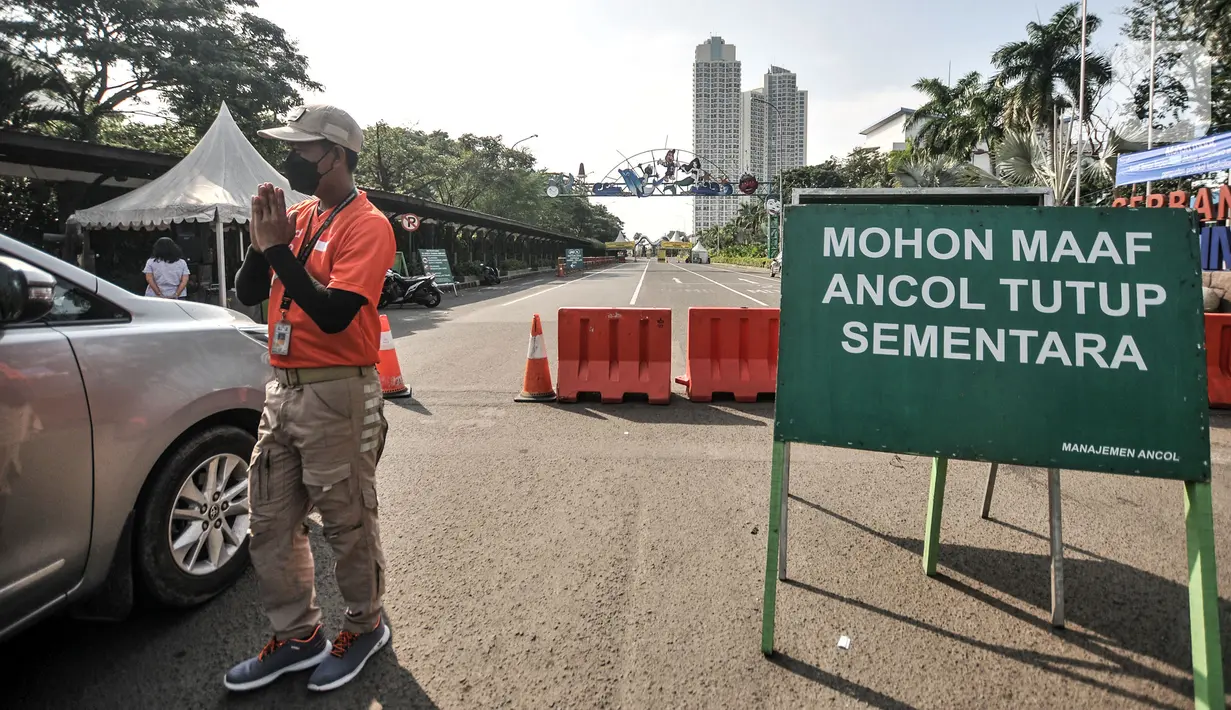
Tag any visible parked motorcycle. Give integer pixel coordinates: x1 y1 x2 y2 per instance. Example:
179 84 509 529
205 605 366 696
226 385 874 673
379 270 443 309
478 263 501 286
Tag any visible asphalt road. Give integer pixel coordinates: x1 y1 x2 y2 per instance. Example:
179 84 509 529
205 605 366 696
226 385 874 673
7 260 1231 709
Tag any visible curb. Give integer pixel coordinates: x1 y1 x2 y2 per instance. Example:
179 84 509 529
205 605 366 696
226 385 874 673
709 262 773 274
454 269 549 290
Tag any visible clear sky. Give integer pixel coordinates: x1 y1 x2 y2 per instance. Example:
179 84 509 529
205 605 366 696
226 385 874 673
252 0 1127 237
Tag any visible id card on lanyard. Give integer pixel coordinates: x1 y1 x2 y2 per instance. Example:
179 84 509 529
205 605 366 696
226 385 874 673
271 189 358 357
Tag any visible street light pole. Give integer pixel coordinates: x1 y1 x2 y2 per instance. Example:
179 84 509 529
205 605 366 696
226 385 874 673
1146 14 1157 197
1074 0 1088 206
511 134 538 150
751 95 782 258
507 134 539 173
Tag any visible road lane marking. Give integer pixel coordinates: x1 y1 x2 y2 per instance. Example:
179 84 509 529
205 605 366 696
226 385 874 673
739 278 758 284
706 266 779 282
670 263 769 306
497 263 631 307
629 261 650 305
673 277 682 284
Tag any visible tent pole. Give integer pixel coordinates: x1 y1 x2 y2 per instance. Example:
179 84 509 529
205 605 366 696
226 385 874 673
215 215 227 308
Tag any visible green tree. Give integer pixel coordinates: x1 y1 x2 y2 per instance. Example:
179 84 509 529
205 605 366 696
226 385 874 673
435 134 535 210
696 222 740 254
538 194 622 242
908 72 1007 161
893 156 1001 188
1122 0 1230 134
994 126 1126 205
780 159 846 203
358 123 456 197
0 176 58 242
991 2 1113 130
840 147 894 188
0 53 71 129
0 0 319 142
96 116 198 156
34 112 200 156
733 200 766 243
886 140 916 175
355 121 623 242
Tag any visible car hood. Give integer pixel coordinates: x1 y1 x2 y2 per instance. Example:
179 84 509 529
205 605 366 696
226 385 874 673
175 300 255 325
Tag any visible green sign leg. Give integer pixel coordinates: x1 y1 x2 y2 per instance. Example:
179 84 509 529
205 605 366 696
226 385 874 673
923 457 948 577
778 442 792 581
761 440 786 655
981 463 999 520
1184 481 1224 710
1047 469 1066 628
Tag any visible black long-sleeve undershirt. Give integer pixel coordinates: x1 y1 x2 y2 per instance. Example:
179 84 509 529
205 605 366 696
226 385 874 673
234 245 366 335
235 246 272 305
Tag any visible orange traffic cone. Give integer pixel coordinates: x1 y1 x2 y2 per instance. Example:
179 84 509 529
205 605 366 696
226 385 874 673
375 314 411 399
514 313 557 402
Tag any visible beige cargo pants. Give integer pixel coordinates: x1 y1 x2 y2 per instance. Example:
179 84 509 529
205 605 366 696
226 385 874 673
248 366 388 639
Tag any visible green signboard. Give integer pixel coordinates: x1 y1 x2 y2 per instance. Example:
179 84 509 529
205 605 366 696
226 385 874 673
392 251 409 277
565 248 584 270
761 196 1222 709
775 204 1209 481
419 248 454 284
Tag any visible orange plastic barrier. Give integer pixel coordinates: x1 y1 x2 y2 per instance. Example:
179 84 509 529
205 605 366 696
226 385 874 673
675 307 780 402
1206 313 1231 407
557 307 672 404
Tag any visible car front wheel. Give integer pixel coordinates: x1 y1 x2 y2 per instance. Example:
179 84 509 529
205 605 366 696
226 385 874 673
135 425 255 608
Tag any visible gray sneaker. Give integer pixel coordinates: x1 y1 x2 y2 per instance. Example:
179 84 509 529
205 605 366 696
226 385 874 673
306 618 392 692
224 625 332 692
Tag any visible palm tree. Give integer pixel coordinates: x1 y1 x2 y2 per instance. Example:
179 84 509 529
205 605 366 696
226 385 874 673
991 2 1113 131
909 72 1006 162
994 124 1126 205
0 54 71 130
894 156 1001 188
733 201 766 244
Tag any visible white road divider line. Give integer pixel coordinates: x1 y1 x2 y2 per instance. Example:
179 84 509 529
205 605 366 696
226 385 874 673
673 277 682 284
498 263 631 307
670 262 770 307
739 277 758 284
629 260 650 305
707 265 779 282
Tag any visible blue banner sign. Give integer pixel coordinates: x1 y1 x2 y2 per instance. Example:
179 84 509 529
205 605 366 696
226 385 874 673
1115 132 1231 186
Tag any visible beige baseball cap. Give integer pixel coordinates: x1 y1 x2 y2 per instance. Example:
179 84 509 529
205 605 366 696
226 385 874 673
257 104 363 153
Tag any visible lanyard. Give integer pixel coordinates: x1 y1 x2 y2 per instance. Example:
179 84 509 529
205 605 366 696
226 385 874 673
278 188 359 313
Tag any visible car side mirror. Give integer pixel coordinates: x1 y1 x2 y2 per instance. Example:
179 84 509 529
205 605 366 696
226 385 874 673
0 256 57 324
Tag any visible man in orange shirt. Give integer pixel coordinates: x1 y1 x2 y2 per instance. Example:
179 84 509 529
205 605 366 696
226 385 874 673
225 104 395 693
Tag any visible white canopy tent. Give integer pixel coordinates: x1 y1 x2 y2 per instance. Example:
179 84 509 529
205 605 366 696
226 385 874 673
69 102 309 306
690 240 709 264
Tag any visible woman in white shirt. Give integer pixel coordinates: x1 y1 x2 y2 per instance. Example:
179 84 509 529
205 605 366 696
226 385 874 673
143 237 190 299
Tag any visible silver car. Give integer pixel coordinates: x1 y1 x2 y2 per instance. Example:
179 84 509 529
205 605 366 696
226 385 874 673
0 234 268 641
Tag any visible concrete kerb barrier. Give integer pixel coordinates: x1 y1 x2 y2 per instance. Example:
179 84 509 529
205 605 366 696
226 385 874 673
557 307 672 404
444 268 548 291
